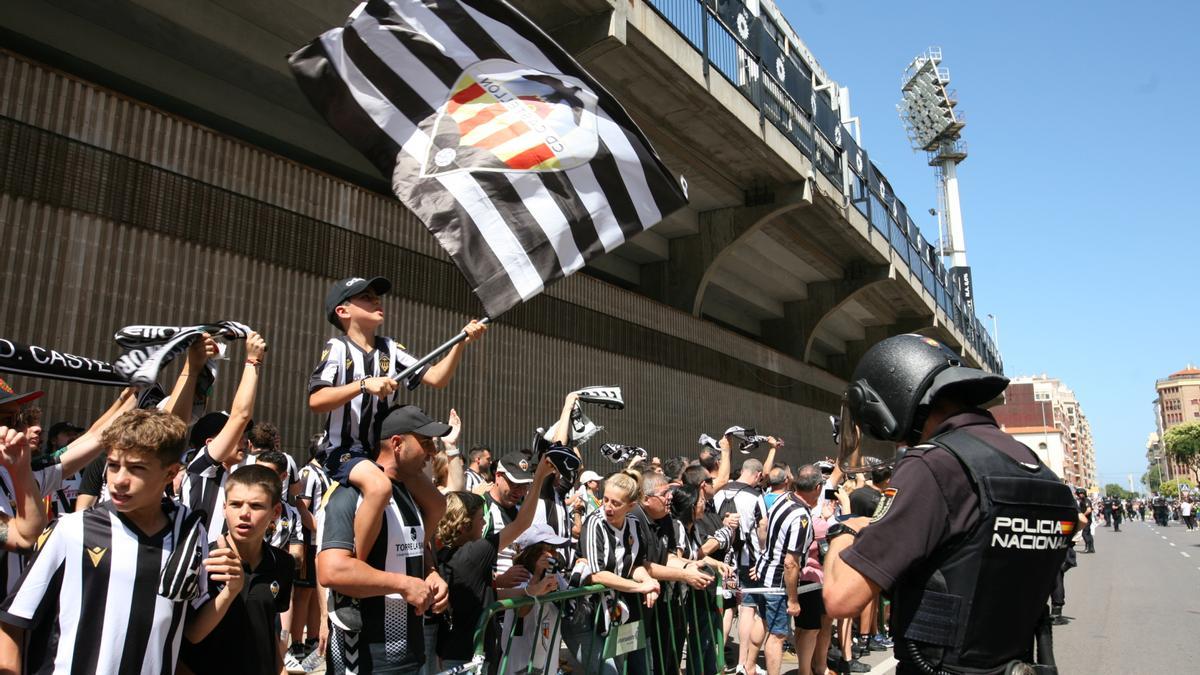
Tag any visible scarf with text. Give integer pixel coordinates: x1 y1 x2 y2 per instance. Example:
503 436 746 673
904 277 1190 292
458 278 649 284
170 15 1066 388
113 321 252 386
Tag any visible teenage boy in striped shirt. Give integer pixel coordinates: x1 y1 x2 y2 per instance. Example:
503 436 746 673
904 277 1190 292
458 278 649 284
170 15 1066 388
0 409 243 674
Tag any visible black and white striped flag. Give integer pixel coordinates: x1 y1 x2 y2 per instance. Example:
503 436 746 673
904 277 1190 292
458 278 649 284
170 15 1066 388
289 0 688 317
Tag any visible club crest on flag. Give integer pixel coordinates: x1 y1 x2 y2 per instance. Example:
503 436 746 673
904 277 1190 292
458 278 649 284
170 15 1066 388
419 59 599 178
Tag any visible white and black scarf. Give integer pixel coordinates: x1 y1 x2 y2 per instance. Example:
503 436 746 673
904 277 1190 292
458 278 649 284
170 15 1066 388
113 321 252 386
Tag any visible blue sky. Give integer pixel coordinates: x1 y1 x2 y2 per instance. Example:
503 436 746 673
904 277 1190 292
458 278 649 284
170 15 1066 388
776 0 1200 488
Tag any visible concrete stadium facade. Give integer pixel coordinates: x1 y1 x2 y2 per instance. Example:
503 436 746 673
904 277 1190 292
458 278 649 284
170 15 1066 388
0 0 1000 467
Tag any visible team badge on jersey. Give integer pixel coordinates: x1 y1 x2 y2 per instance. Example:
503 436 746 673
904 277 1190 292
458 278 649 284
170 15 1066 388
270 580 281 598
379 355 391 374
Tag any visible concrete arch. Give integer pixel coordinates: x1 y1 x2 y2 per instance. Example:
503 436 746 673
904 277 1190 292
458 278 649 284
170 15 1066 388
799 268 895 363
643 180 811 316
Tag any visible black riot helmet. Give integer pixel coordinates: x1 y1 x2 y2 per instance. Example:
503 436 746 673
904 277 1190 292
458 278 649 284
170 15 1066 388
845 334 1008 445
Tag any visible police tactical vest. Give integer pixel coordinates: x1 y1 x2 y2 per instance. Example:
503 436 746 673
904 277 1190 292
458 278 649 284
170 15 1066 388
893 429 1079 674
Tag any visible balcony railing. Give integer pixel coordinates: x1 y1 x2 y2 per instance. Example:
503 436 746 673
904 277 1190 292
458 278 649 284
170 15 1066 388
644 0 1002 373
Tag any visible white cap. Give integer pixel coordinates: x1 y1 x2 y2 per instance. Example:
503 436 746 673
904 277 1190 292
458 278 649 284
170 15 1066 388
512 523 571 550
578 470 603 484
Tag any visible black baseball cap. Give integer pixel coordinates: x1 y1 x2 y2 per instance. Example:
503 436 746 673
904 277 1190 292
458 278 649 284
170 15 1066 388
46 421 85 440
0 377 43 408
188 412 253 449
496 451 534 484
324 276 392 328
375 405 452 443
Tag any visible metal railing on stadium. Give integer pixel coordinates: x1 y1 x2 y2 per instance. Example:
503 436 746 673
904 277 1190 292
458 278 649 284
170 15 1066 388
437 580 727 674
643 0 1003 374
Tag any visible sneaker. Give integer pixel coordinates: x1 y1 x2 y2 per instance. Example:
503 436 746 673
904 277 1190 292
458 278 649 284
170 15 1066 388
847 659 871 673
300 648 324 672
1051 615 1069 626
869 634 894 651
328 589 363 632
283 651 305 674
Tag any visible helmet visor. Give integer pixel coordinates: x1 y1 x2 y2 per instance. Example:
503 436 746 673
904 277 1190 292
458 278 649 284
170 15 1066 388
835 397 900 475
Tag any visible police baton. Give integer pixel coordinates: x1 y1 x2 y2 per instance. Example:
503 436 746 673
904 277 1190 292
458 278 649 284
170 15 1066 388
391 317 491 384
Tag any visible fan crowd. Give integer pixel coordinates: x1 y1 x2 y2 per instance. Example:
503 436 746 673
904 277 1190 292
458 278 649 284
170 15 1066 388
0 276 904 675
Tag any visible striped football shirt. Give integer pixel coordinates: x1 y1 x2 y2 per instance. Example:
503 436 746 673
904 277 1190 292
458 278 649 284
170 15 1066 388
308 336 427 455
754 495 814 589
0 501 210 673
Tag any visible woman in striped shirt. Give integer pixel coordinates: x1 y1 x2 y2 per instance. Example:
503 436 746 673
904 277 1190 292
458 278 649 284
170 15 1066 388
575 470 659 675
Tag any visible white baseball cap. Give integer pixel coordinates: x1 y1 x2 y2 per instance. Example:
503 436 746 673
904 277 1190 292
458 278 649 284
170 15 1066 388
512 523 570 550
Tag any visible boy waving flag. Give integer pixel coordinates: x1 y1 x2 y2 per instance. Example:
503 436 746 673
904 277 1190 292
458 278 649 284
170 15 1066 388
288 0 688 317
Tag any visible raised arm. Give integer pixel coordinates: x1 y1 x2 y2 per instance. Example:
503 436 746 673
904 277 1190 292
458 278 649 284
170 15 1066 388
86 386 136 434
499 457 556 551
420 320 488 389
440 409 465 493
712 434 733 493
551 392 579 445
0 427 47 551
166 334 218 422
206 333 266 465
762 437 779 475
57 389 137 477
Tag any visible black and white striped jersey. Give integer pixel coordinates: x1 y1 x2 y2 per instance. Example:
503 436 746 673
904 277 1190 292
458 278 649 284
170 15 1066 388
299 462 332 512
578 509 644 580
318 480 427 673
464 468 485 492
308 336 428 455
482 493 518 575
183 449 296 543
266 502 304 550
674 520 732 562
298 461 332 540
181 447 233 543
713 481 769 571
0 464 63 594
535 484 576 566
0 501 211 674
753 495 813 590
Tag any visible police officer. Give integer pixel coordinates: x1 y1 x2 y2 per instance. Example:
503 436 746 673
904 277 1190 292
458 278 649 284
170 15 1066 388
822 334 1079 675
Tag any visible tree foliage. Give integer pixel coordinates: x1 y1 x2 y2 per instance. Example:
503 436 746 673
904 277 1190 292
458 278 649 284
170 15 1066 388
1143 464 1164 493
1164 422 1200 468
1104 483 1137 500
1158 478 1196 499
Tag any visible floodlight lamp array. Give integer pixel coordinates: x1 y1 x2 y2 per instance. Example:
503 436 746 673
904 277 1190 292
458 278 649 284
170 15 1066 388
898 48 963 152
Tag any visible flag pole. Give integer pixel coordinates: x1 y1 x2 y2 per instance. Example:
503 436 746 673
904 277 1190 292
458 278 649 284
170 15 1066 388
392 317 491 384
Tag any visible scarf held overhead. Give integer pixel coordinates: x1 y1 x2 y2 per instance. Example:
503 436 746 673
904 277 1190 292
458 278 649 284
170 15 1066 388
113 321 252 387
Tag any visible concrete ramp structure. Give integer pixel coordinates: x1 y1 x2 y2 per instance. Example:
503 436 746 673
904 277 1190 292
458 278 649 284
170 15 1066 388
0 0 1000 464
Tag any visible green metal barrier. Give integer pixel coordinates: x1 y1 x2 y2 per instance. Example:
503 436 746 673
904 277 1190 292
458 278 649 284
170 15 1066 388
438 579 726 675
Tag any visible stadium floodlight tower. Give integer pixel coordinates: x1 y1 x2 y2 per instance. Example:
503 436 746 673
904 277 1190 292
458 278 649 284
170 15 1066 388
898 48 973 313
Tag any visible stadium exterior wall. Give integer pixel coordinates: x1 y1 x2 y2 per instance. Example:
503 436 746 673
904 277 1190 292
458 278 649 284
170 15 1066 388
0 51 851 468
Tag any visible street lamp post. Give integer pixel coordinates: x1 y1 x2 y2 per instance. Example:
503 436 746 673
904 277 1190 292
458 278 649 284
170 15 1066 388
987 313 1000 355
